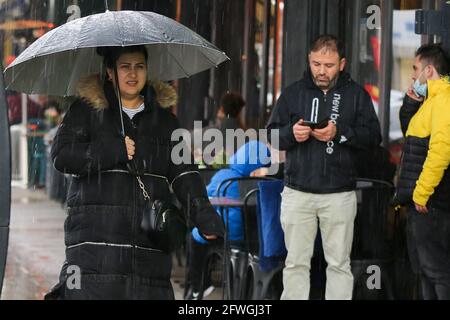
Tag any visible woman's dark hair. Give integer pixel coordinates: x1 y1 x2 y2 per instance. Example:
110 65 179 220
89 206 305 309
220 92 245 118
96 45 148 69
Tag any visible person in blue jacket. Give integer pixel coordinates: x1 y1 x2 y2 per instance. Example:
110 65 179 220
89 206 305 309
185 140 271 300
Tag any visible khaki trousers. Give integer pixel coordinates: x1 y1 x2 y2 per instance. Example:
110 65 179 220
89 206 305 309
280 187 357 300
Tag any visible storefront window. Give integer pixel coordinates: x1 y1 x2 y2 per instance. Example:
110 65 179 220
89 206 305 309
389 1 424 164
352 1 422 149
355 0 382 117
253 0 283 127
391 7 421 140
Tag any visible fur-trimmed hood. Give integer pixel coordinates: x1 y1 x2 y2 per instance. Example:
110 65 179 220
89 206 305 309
76 74 177 111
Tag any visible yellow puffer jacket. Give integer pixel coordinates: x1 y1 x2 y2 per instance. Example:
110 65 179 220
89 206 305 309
406 77 450 206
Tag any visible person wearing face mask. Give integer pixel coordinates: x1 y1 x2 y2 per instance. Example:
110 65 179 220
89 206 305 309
400 47 441 135
396 43 450 300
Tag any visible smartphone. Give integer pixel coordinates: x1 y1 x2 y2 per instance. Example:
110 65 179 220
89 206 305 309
302 118 329 129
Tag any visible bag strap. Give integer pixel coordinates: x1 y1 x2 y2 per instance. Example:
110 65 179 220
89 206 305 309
136 176 150 200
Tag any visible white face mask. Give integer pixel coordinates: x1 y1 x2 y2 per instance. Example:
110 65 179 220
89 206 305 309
412 66 429 97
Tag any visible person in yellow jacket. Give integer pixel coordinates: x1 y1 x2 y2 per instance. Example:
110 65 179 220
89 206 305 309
396 43 450 300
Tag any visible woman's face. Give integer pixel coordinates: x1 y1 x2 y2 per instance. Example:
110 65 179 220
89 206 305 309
107 51 147 100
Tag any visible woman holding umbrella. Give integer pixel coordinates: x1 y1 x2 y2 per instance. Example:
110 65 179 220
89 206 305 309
46 45 224 300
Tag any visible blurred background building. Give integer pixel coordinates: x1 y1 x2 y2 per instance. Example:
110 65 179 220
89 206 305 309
1 0 450 181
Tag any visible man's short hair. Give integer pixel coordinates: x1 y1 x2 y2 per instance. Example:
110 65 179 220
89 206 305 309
310 34 345 59
220 92 245 118
415 43 450 76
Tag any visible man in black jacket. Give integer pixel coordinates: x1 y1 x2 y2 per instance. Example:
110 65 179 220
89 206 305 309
267 35 381 300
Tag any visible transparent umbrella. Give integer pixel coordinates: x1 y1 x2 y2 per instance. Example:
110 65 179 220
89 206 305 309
3 8 229 96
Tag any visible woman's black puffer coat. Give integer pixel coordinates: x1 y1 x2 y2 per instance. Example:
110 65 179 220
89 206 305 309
46 75 224 300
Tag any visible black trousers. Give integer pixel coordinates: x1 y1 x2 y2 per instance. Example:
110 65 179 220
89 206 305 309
186 234 210 293
407 205 450 300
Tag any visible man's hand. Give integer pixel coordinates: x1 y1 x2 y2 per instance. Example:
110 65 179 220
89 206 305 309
414 202 428 214
125 136 135 160
311 121 337 142
406 87 424 102
293 119 312 142
202 234 218 240
251 167 269 177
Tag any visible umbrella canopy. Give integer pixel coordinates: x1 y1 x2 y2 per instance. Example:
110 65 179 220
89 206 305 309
4 10 229 96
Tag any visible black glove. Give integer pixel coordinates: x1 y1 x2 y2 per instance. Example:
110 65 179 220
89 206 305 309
191 198 225 239
170 171 225 238
171 172 208 203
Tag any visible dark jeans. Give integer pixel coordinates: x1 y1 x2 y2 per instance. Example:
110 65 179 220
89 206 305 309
407 205 450 300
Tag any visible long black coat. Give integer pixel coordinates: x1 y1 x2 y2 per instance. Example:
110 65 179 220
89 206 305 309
46 75 224 300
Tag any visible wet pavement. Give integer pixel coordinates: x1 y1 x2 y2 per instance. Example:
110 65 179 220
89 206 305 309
1 186 222 300
1 187 65 299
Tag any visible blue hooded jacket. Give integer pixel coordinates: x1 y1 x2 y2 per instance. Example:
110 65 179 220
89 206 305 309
192 140 271 244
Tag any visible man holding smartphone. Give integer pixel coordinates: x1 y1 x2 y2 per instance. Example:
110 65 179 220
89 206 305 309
267 34 381 300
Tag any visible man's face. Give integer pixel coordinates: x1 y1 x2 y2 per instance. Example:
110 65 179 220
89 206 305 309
411 55 429 84
309 49 346 91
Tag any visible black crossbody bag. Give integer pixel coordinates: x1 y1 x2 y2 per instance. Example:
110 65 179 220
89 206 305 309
136 176 187 253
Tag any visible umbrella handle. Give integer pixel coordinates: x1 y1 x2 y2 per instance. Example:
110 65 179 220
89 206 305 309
113 66 126 138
